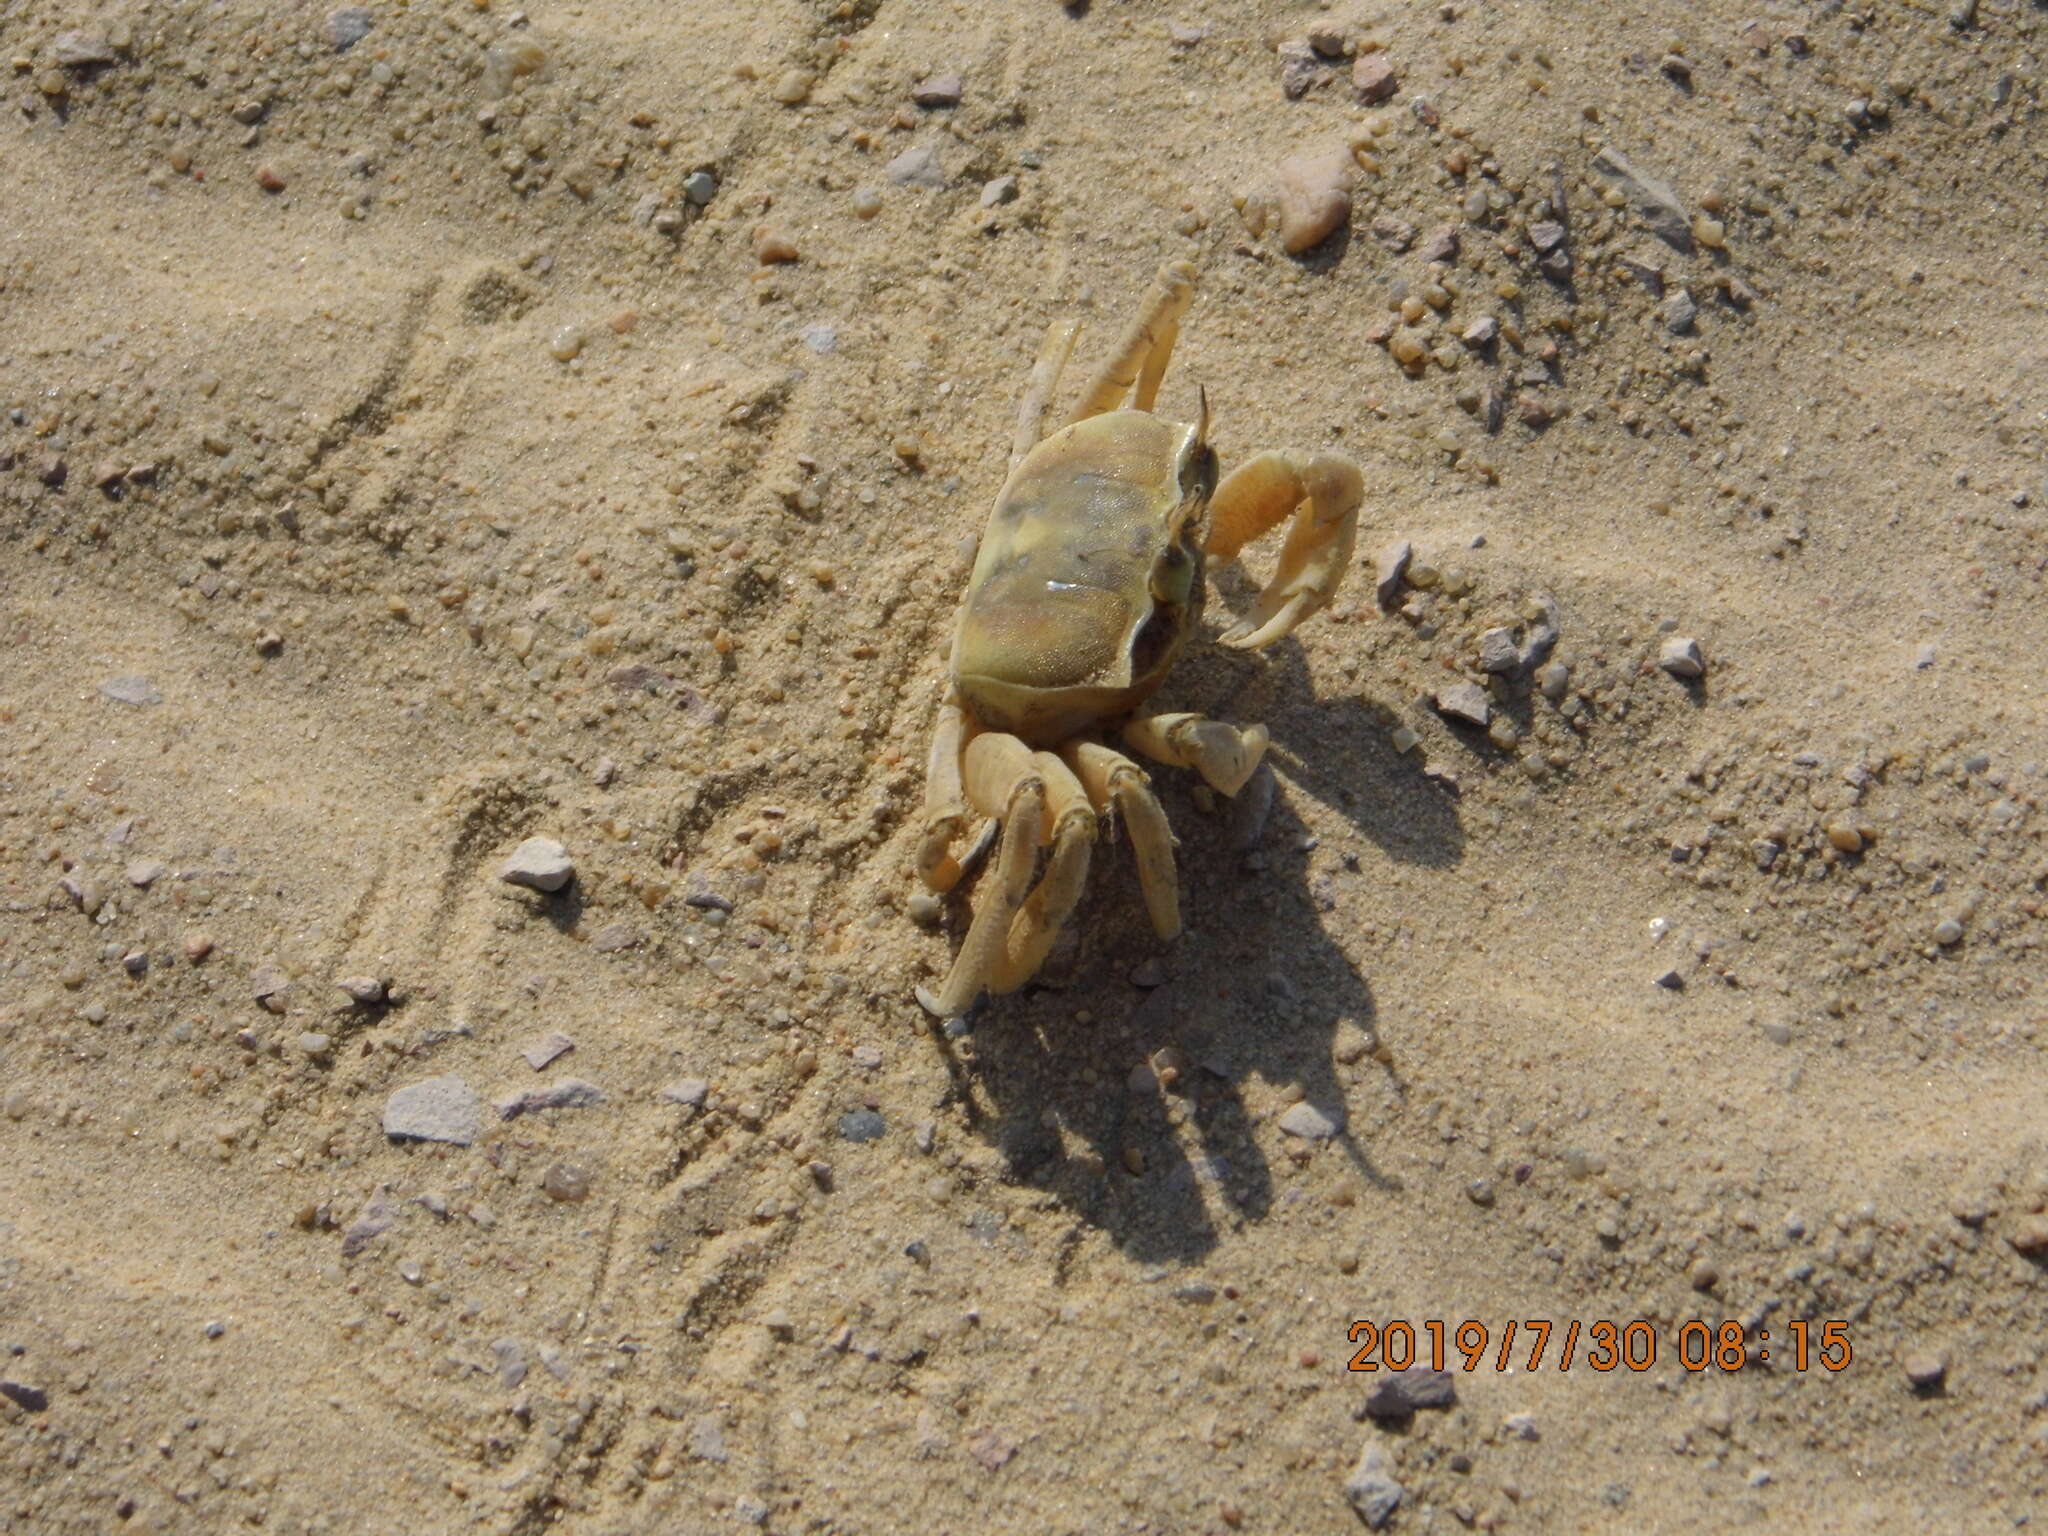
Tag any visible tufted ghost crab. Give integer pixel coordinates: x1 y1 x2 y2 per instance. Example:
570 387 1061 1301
915 261 1363 1017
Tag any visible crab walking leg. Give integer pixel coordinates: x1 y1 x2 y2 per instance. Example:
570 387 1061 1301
1010 318 1082 473
1204 449 1364 650
932 734 1047 1017
1067 741 1182 942
989 752 1096 993
1122 711 1272 800
1067 260 1198 423
916 694 974 892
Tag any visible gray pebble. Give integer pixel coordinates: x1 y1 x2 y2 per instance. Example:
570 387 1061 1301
1478 627 1521 674
1658 635 1706 679
125 858 164 888
1660 289 1699 335
980 175 1020 208
1502 1411 1539 1440
1129 957 1168 989
681 169 718 205
1527 219 1567 254
906 891 942 926
1616 247 1667 295
1653 968 1685 991
294 1031 332 1057
1933 918 1964 947
1536 660 1570 702
53 31 117 66
851 1044 884 1070
590 921 640 953
500 836 574 893
1902 1350 1947 1390
1344 1443 1405 1529
1278 1101 1344 1140
1417 225 1460 265
336 975 386 1005
497 1078 606 1120
911 72 963 108
203 1320 226 1339
1362 1366 1458 1419
661 1078 710 1107
1373 540 1413 609
541 1162 591 1202
1461 316 1499 348
520 1031 575 1070
914 1122 937 1154
325 7 373 52
97 675 162 707
382 1075 481 1145
839 1108 886 1143
1434 681 1491 728
800 324 838 354
886 144 947 188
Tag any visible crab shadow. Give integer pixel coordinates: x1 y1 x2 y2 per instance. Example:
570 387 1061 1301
926 617 1465 1267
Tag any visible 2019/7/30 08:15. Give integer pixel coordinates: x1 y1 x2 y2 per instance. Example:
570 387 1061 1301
1345 1319 1854 1374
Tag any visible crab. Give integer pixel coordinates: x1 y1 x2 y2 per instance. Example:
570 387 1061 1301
915 260 1364 1018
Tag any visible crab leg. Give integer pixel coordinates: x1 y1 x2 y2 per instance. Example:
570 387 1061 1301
1011 319 1083 472
916 693 975 892
1068 260 1198 423
1067 741 1181 942
931 734 1046 1017
1122 711 1271 800
1204 449 1364 650
990 751 1095 993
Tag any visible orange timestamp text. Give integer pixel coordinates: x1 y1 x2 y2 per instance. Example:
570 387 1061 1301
1346 1318 1853 1374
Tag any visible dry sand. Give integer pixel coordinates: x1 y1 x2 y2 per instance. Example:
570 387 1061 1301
2 0 2046 1531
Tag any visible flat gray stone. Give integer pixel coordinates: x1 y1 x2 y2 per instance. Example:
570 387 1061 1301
980 174 1019 208
681 169 718 205
1591 145 1693 251
54 31 117 66
1660 288 1698 335
1278 1101 1344 1140
383 1075 481 1145
885 144 947 188
839 1108 886 1143
97 675 161 707
491 1337 529 1387
500 836 573 892
521 1031 575 1070
661 1077 710 1107
326 7 373 51
1344 1443 1404 1529
1363 1366 1458 1419
911 72 962 107
1434 681 1491 727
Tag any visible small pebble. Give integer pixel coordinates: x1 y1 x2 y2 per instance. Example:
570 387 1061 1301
548 326 585 363
498 1079 606 1120
2007 1215 2048 1255
1502 1412 1539 1441
1932 918 1964 947
501 836 574 893
980 175 1020 208
1659 289 1698 335
182 931 215 962
770 69 812 105
1902 1350 1947 1390
125 858 165 888
839 1109 886 1143
1373 540 1412 609
1433 682 1490 727
1658 635 1705 679
753 227 799 265
326 7 373 51
336 975 386 1005
661 1079 710 1108
256 165 287 194
1478 627 1520 673
1352 53 1398 103
682 170 718 206
1345 1444 1404 1530
1241 144 1355 255
541 1162 592 1202
1536 661 1570 701
1278 1101 1344 1140
886 144 946 188
522 1032 575 1070
1654 969 1685 991
850 186 884 218
382 1075 481 1146
98 675 162 707
912 72 963 108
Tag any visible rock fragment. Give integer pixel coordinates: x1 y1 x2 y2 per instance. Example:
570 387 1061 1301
980 175 1019 207
912 73 963 108
1478 627 1520 673
336 975 386 1005
1352 53 1398 103
383 1075 481 1146
0 1381 49 1413
885 144 947 188
491 1338 529 1388
1362 1367 1458 1419
501 836 574 892
839 1108 886 1143
97 675 162 707
497 1078 606 1120
1660 289 1698 334
521 1032 575 1070
1240 144 1355 255
1373 540 1412 609
1278 1101 1344 1140
1658 635 1706 679
53 31 117 67
1591 145 1693 251
1344 1443 1404 1529
1433 682 1491 727
326 7 374 51
1902 1350 1947 1390
661 1078 710 1108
